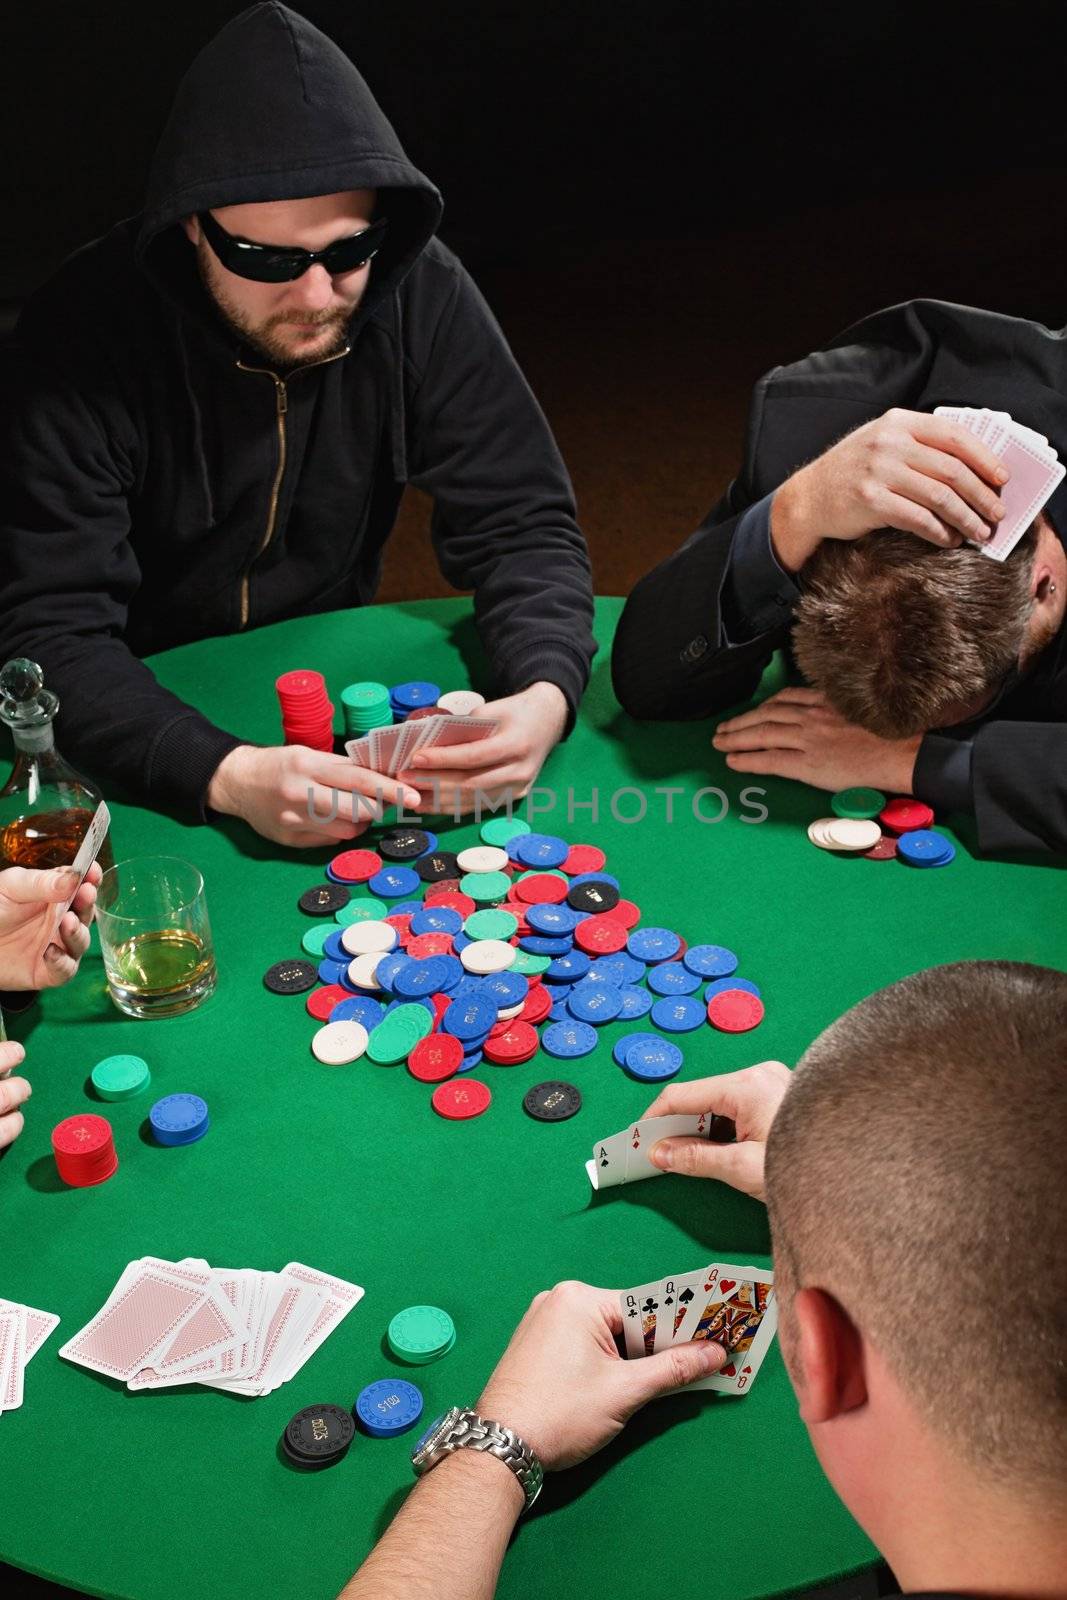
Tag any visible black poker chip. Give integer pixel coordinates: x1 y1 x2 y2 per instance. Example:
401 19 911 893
298 882 352 917
523 1080 582 1122
263 959 319 995
379 827 431 862
281 1404 355 1469
416 850 460 883
566 878 620 915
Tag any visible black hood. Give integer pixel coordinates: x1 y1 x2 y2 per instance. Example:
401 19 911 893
135 2 442 330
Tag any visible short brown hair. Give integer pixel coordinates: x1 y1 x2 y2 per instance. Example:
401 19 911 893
765 961 1067 1490
791 527 1036 736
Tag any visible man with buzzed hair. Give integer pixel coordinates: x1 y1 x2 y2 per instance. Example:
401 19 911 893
611 300 1067 857
338 960 1067 1599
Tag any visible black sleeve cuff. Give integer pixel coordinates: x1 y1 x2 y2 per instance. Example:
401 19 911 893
497 641 594 739
721 493 801 645
145 713 246 823
913 733 975 815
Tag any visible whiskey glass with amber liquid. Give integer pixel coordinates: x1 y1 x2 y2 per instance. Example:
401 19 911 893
95 857 217 1019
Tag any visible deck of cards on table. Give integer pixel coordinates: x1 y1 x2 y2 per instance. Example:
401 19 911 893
620 1264 778 1395
58 1257 362 1394
934 406 1064 559
0 1297 60 1415
345 714 499 776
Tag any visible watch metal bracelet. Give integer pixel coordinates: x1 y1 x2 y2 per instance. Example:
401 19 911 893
412 1406 544 1511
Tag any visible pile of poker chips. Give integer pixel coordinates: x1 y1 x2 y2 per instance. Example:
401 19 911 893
388 1304 456 1364
808 790 955 868
274 818 765 1118
340 681 393 739
51 1113 119 1187
281 1404 355 1469
148 1093 210 1147
275 670 335 752
91 1053 151 1101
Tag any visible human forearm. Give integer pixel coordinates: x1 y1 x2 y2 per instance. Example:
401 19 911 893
338 1448 522 1600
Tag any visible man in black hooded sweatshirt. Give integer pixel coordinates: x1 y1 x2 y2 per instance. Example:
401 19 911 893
1 4 596 848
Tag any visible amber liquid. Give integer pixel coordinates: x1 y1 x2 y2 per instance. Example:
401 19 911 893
102 929 216 1017
0 806 115 873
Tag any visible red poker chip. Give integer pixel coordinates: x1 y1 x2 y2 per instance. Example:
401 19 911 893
601 898 641 929
574 915 629 955
406 932 454 958
276 669 327 699
483 1021 540 1065
282 709 332 727
514 873 569 905
431 1079 492 1120
563 843 606 875
666 936 688 962
306 983 350 1021
878 798 935 833
385 914 414 943
406 705 445 722
706 989 765 1033
330 849 383 883
408 1034 463 1083
423 888 475 915
429 993 452 1029
519 985 553 1024
51 1114 118 1187
865 835 899 860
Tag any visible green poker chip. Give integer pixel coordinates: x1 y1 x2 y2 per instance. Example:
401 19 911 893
334 897 389 926
91 1054 151 1102
509 949 551 977
458 871 511 904
830 787 887 820
367 1005 433 1064
463 908 518 941
387 1304 456 1363
300 924 333 957
479 816 531 847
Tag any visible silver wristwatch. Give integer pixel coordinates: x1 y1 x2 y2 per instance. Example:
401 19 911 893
411 1406 544 1511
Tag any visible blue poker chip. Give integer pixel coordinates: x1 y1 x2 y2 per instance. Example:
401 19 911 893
567 981 624 1024
541 1019 598 1058
430 954 465 992
567 871 621 892
451 975 489 1003
548 995 573 1022
451 930 472 953
149 1093 209 1146
613 1031 661 1069
627 927 682 963
322 928 349 964
389 899 425 917
375 951 413 992
355 1378 425 1438
546 950 592 984
481 970 529 1009
390 681 441 711
409 906 463 936
519 934 573 957
623 1037 684 1081
704 976 761 1003
415 832 438 856
456 1048 484 1072
442 994 498 1041
682 944 739 978
368 866 421 899
617 986 655 1020
394 955 452 998
514 833 570 869
588 953 646 987
330 994 385 1029
505 835 528 863
897 829 955 867
651 995 706 1033
647 963 702 997
384 995 437 1023
526 902 582 936
318 957 350 987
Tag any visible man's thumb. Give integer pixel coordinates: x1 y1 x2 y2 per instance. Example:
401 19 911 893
628 1338 728 1403
1 865 77 904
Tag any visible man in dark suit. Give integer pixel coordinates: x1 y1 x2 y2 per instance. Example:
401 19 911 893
611 301 1067 856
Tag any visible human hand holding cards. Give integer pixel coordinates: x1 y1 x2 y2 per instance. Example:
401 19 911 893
587 1112 719 1189
619 1263 778 1395
345 715 500 778
934 407 1064 559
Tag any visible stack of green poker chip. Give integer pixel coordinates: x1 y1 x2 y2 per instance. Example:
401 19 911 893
388 1305 456 1365
341 681 393 737
91 1054 151 1102
479 816 531 847
830 787 887 820
459 870 511 905
366 1004 434 1065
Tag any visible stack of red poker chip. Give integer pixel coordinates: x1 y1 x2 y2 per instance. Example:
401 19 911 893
51 1114 118 1187
276 670 335 752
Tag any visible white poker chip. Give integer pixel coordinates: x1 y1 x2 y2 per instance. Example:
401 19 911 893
460 939 517 975
496 1001 525 1020
347 951 385 990
824 818 882 852
807 818 839 850
340 919 398 957
456 844 509 874
437 690 486 716
311 1020 369 1065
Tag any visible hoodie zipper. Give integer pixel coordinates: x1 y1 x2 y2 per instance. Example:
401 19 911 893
235 344 349 629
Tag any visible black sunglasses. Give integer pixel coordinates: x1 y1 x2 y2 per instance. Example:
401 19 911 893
197 210 387 283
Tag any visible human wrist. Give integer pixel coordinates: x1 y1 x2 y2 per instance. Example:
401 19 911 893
770 473 823 573
206 744 254 816
431 1437 527 1518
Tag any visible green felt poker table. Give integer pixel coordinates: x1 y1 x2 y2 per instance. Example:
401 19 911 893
2 596 1064 1600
